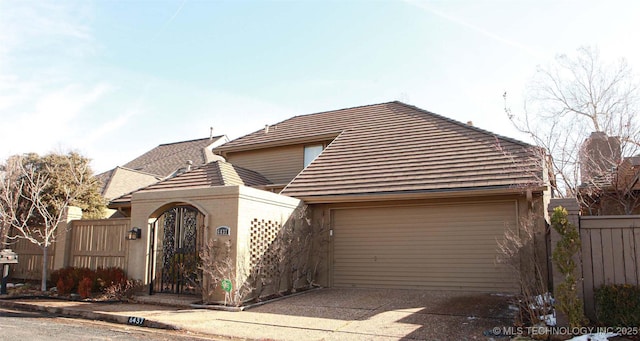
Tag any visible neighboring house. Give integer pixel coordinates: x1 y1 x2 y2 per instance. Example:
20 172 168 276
111 101 549 300
577 131 640 215
579 156 640 215
97 135 228 202
96 167 161 202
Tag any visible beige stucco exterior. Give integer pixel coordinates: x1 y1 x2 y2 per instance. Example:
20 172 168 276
127 185 301 301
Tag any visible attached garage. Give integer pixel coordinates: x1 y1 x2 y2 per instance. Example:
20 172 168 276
331 200 519 293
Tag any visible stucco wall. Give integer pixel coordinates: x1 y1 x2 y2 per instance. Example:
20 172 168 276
128 186 241 285
128 185 301 302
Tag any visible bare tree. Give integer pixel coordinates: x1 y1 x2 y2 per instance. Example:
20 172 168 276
0 154 89 291
497 205 551 327
199 239 255 306
505 46 640 211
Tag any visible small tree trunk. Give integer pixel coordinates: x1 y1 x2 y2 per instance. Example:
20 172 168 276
41 245 48 291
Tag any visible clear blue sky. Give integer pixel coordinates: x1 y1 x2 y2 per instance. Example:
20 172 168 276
1 1 639 173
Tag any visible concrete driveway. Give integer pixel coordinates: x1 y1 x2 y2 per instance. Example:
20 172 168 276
0 287 516 340
234 287 515 340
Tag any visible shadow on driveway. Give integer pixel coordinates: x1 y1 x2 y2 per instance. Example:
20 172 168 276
248 288 515 340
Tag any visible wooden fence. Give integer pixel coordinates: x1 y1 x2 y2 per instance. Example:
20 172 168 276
9 233 55 280
580 215 640 319
10 218 130 281
68 218 130 270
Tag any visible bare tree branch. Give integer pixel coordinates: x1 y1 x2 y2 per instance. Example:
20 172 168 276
0 153 95 291
506 46 640 214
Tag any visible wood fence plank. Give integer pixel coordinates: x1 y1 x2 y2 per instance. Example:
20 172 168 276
601 229 615 285
622 228 637 285
68 219 129 272
611 228 625 284
636 227 640 285
581 228 596 319
591 229 604 288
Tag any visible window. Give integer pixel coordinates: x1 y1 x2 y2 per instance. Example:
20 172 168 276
304 144 323 168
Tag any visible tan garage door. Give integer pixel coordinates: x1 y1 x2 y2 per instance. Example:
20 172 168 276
332 201 518 292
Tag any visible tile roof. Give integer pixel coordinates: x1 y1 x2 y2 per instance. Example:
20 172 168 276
109 160 271 205
123 136 226 178
218 101 544 199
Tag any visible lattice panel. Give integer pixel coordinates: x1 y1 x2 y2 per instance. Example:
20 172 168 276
250 218 280 279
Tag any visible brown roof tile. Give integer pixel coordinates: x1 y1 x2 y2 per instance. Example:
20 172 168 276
109 160 271 205
218 102 543 199
123 136 225 177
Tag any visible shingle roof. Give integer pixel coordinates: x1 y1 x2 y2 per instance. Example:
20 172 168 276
123 136 225 178
581 155 640 192
95 168 116 194
96 166 161 200
218 102 543 199
109 160 272 206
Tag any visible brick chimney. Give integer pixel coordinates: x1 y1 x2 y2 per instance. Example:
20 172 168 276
579 132 621 183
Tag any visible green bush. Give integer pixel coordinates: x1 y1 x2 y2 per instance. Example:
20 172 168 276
550 206 587 328
595 284 640 326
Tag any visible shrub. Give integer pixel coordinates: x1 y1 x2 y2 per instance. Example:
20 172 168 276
78 277 93 299
50 266 128 298
95 267 127 291
595 284 640 326
50 267 94 293
496 204 550 326
100 279 142 301
550 206 587 328
56 277 74 295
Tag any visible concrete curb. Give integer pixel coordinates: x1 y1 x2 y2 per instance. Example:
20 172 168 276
0 299 180 330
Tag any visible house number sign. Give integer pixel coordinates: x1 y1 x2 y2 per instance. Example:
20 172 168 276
216 226 230 236
128 316 145 326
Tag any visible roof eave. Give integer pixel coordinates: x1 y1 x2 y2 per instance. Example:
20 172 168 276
107 200 131 209
289 185 548 204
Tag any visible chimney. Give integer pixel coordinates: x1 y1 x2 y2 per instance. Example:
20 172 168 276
579 132 621 183
209 127 214 140
466 121 474 126
264 124 270 134
186 160 193 172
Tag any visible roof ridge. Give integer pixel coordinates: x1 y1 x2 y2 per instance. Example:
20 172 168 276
224 102 398 144
114 166 163 177
144 139 216 169
109 160 222 203
158 136 223 147
215 160 229 185
287 101 397 121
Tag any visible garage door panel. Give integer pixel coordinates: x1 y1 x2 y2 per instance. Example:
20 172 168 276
332 201 518 292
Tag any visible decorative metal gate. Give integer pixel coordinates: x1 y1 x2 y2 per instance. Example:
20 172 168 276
152 206 202 295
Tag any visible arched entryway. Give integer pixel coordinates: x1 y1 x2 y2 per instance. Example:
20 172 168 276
149 205 205 295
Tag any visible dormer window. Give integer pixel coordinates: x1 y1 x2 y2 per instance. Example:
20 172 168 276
304 144 323 168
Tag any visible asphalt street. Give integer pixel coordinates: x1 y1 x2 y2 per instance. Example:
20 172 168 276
0 307 225 341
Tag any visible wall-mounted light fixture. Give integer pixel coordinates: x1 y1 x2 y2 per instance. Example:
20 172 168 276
126 227 142 240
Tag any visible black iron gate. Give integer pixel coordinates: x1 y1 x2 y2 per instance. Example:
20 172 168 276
152 206 201 295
